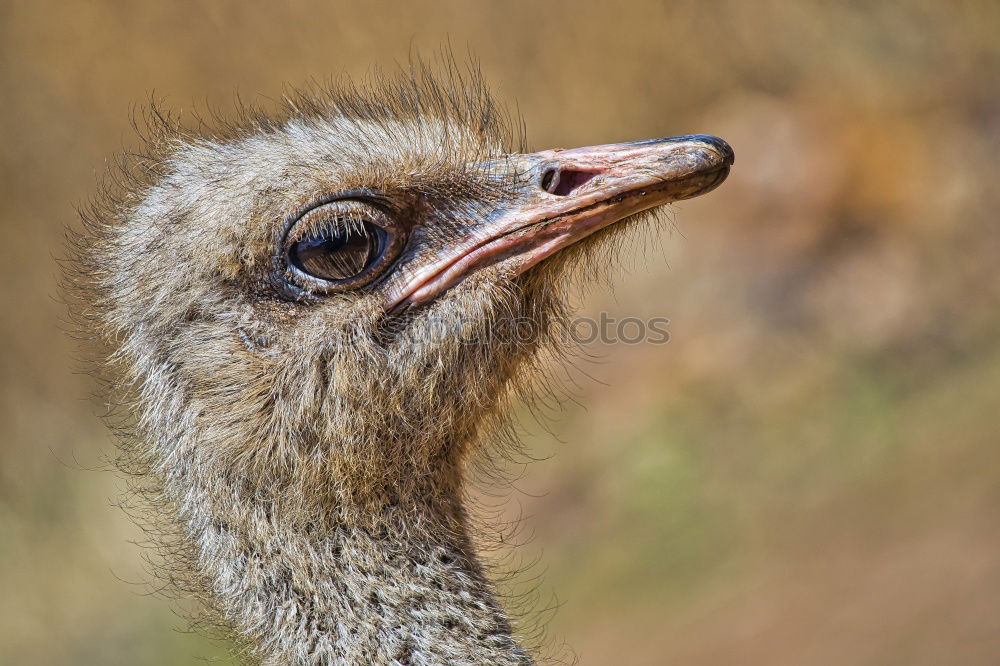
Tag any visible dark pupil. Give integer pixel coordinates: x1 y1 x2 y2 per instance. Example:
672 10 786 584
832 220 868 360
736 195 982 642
291 222 382 281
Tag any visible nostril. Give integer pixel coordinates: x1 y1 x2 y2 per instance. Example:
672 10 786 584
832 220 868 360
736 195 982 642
540 168 559 194
540 167 598 196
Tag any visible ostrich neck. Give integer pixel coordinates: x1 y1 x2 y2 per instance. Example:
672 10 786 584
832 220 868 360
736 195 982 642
167 440 533 665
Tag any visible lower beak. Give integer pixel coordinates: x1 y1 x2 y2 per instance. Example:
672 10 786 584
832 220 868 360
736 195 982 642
386 134 734 311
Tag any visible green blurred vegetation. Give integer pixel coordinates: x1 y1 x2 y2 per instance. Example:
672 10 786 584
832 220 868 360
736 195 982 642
1 1 998 663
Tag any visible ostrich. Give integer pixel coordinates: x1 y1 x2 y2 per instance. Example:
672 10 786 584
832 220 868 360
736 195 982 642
70 66 732 664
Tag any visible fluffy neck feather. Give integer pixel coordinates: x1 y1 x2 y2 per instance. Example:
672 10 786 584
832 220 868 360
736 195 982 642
162 425 532 664
126 302 543 664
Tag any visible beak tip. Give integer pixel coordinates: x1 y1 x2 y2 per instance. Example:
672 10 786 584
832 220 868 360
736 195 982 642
690 134 735 167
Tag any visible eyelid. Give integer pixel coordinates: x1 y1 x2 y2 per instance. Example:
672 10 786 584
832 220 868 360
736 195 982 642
313 190 397 217
289 200 391 243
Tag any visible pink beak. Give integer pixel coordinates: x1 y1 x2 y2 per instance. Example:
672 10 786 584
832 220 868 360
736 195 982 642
386 134 734 311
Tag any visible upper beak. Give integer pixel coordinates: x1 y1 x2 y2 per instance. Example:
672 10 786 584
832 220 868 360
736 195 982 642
386 134 734 311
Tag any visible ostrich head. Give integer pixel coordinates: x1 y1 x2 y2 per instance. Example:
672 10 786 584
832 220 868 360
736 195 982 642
74 67 732 664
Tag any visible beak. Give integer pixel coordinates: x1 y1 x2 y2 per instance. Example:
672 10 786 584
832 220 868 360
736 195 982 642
386 134 734 311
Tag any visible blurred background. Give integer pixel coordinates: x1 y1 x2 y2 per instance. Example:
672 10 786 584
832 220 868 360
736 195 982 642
2 1 998 663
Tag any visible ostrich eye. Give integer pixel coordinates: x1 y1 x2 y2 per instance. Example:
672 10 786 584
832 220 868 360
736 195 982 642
284 200 404 293
290 221 385 281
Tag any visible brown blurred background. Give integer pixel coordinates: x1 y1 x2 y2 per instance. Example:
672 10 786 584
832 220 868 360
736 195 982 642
2 1 998 663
